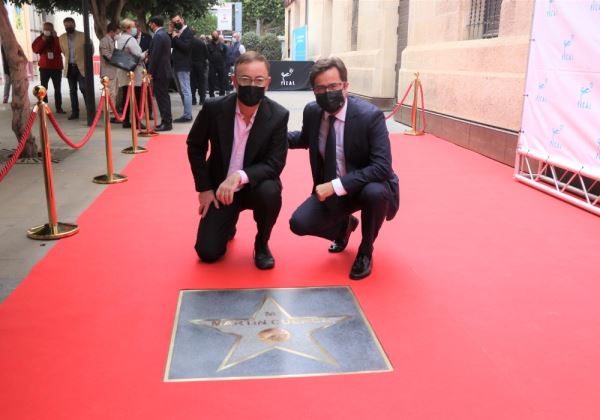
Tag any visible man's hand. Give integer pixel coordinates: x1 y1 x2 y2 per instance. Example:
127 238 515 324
216 172 242 205
198 190 219 217
315 182 335 202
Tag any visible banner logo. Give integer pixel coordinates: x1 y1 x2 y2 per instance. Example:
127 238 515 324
577 82 593 109
550 125 564 150
536 78 548 102
547 0 558 16
562 34 575 61
281 68 296 87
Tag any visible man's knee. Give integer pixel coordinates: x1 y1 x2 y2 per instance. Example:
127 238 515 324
254 179 281 203
289 212 308 236
195 241 225 263
359 182 389 204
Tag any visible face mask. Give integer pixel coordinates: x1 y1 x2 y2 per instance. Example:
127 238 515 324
174 22 183 31
212 36 219 42
131 28 138 37
43 30 51 37
315 89 345 114
65 27 75 34
237 85 265 107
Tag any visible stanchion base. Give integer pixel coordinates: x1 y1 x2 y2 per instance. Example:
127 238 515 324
93 173 128 184
121 146 148 154
27 222 79 240
404 130 425 136
138 130 158 137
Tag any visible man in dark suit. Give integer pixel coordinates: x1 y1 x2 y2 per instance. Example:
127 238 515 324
207 30 227 97
190 33 208 105
147 16 173 131
168 14 194 122
187 52 289 269
288 57 400 280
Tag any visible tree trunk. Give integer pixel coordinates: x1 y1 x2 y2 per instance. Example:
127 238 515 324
256 18 262 35
0 4 37 158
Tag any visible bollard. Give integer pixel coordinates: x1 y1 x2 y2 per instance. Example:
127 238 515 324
94 77 128 184
138 70 158 138
27 86 79 240
404 72 425 136
122 71 147 154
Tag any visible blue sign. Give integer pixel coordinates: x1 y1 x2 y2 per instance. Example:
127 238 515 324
292 26 307 61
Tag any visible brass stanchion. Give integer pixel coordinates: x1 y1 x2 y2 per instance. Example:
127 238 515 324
404 72 425 136
138 70 157 138
94 77 127 184
27 86 79 240
122 71 147 154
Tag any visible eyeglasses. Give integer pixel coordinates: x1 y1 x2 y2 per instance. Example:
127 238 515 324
237 76 268 87
313 82 345 94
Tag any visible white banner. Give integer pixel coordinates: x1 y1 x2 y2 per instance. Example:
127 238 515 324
216 5 233 31
518 0 600 176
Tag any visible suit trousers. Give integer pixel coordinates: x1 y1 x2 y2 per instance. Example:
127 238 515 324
39 68 62 110
195 179 282 262
208 64 226 97
66 64 85 116
152 77 172 124
289 182 391 256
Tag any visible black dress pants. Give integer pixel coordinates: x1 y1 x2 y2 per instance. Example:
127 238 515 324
152 77 172 124
66 64 85 116
190 64 206 104
39 68 62 110
289 182 391 256
208 64 226 97
195 179 282 262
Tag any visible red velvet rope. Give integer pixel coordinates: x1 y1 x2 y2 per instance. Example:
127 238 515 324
0 106 38 183
46 96 104 149
385 82 414 121
108 84 132 122
135 82 147 122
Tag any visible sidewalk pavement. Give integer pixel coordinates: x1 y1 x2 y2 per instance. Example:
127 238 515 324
0 77 409 302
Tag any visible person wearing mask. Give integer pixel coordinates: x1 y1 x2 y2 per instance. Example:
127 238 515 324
288 57 400 280
135 21 152 53
32 23 65 113
207 31 227 97
227 32 245 88
2 44 10 103
190 32 208 106
99 22 119 107
187 52 289 269
115 19 146 129
168 14 193 123
58 17 89 120
147 15 173 132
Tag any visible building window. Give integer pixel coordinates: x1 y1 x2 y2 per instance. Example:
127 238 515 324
351 0 359 51
467 0 503 39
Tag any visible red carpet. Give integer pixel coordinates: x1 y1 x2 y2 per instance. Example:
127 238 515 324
1 133 599 419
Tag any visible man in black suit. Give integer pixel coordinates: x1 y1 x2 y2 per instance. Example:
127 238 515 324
147 16 173 131
168 14 194 122
207 31 227 97
288 57 400 280
190 33 208 105
187 52 289 269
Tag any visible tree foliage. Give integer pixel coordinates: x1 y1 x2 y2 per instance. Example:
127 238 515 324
241 32 260 53
241 0 284 35
186 13 217 37
259 33 281 60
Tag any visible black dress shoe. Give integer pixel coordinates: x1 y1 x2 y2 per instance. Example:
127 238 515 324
155 123 172 132
110 117 119 123
122 122 131 128
254 243 275 270
68 114 79 120
329 215 359 253
349 253 372 280
173 117 192 123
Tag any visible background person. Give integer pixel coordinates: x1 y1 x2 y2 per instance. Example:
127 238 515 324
115 19 145 129
58 17 89 120
1 44 10 103
168 14 193 122
99 22 119 110
207 30 227 97
147 15 173 131
190 32 208 106
32 22 64 113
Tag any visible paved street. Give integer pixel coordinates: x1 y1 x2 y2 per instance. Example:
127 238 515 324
0 78 408 302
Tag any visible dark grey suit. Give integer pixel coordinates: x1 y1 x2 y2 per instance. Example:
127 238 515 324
288 95 400 256
147 27 172 123
187 93 289 261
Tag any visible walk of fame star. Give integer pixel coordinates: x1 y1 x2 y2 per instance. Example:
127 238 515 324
189 296 350 371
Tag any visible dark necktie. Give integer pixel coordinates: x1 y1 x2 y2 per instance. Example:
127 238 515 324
324 115 337 182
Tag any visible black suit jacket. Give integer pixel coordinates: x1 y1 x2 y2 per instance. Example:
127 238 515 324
289 95 400 220
147 28 172 80
187 94 289 192
170 27 193 72
191 37 208 68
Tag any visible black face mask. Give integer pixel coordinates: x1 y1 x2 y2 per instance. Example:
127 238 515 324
315 89 345 114
174 22 183 31
237 85 265 107
65 27 75 34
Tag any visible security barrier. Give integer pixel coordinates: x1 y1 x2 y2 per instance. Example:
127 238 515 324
385 72 426 136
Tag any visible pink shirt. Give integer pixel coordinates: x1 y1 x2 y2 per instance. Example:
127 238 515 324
227 103 258 187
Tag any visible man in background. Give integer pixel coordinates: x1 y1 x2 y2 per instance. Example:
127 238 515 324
207 30 227 98
190 32 208 106
168 14 193 122
32 22 64 113
98 22 119 107
59 17 90 120
147 15 173 131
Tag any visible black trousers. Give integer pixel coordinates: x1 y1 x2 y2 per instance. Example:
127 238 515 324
195 179 282 262
152 77 172 124
39 68 62 110
66 64 85 116
190 64 206 104
208 64 226 97
289 182 391 256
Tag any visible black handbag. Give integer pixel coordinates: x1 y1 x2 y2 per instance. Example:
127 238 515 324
110 37 138 72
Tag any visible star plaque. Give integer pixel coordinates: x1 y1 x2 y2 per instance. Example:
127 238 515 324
164 287 392 381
